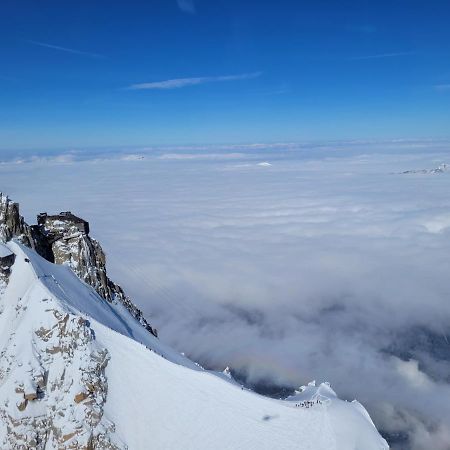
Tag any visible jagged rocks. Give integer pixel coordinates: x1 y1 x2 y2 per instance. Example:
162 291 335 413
23 392 37 402
74 392 90 404
0 295 126 449
0 195 28 242
0 194 53 262
0 193 157 338
0 244 15 288
0 194 157 448
37 212 90 237
36 211 157 337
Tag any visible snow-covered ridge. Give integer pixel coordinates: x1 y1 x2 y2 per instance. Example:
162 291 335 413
0 193 157 338
0 195 389 449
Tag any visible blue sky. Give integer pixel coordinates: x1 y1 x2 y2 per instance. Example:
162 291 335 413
1 0 449 149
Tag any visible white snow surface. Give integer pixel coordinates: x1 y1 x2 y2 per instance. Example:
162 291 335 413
0 243 13 258
0 241 389 449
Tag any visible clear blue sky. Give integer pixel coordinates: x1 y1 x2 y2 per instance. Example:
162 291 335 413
1 0 449 149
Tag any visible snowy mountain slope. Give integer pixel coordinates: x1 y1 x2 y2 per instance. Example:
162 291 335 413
0 241 389 449
0 242 122 448
0 193 157 338
98 323 387 450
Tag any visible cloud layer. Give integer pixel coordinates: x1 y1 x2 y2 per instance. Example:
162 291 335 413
2 141 450 449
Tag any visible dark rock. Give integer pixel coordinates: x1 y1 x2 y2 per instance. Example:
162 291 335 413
0 193 157 338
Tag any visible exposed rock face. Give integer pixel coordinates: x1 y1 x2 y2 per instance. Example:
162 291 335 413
0 194 53 262
0 194 158 448
0 245 15 289
0 194 156 449
0 292 125 449
0 194 29 243
0 193 157 337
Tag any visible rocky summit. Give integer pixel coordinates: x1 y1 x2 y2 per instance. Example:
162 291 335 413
0 193 157 338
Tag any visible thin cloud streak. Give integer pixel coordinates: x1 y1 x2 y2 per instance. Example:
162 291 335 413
349 51 414 60
128 72 263 90
26 40 105 59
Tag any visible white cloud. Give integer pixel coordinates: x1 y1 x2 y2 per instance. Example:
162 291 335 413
158 152 246 160
128 72 262 90
2 140 450 449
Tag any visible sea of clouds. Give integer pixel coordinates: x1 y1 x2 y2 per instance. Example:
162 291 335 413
2 140 450 449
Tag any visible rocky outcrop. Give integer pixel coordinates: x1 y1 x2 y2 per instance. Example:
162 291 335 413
0 244 15 289
0 194 29 243
0 193 157 337
0 295 125 449
0 194 157 448
0 194 53 262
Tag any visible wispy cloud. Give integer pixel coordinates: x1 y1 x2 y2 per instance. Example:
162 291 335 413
177 0 196 14
26 40 105 59
349 51 414 60
127 72 262 90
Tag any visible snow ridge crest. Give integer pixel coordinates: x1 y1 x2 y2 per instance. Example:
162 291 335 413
0 193 157 338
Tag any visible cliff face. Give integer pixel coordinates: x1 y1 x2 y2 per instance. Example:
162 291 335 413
0 242 126 449
0 194 156 338
0 195 53 262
